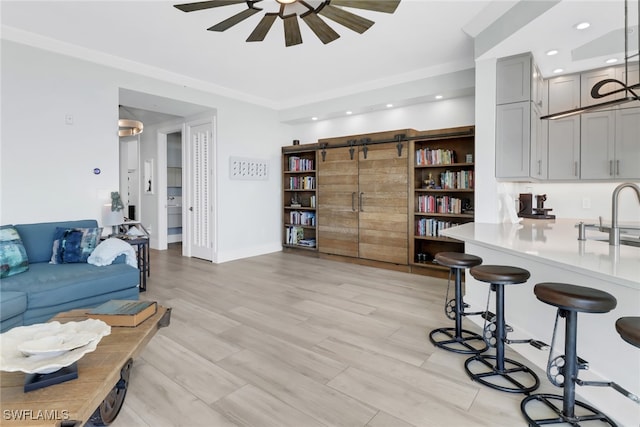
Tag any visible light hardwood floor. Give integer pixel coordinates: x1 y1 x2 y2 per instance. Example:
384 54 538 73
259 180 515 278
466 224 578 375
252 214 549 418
112 246 557 427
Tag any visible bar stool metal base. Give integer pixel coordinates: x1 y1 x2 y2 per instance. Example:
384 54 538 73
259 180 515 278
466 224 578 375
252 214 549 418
464 354 540 394
521 393 617 426
429 327 488 354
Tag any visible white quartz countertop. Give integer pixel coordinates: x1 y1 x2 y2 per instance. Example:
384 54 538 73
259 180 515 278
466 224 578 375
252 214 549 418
441 219 640 290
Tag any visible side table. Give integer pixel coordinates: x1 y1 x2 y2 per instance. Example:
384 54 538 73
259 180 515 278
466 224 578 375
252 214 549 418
103 236 150 291
125 237 150 292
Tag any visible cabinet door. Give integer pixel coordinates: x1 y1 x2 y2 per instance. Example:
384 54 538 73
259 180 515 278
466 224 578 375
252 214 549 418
581 67 617 106
617 62 640 107
530 105 548 179
548 74 580 113
317 147 359 257
615 107 640 179
358 143 409 264
548 117 580 180
581 111 615 179
496 101 531 179
496 54 531 105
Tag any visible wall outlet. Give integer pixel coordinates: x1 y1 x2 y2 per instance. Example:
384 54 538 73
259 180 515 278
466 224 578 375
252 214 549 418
582 197 591 209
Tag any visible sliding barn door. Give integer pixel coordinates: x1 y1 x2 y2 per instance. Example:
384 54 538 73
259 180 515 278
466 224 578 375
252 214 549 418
318 142 409 264
358 142 409 264
317 147 359 257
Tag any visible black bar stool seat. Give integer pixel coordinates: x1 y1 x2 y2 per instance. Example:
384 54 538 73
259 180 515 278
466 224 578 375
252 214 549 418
429 252 487 354
521 282 618 426
464 265 540 394
435 252 483 269
616 317 640 348
534 282 617 313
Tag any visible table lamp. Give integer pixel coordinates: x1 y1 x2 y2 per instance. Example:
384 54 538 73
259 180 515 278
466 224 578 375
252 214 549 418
102 204 124 236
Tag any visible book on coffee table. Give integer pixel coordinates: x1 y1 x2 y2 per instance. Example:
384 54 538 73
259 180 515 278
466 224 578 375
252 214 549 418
87 300 157 327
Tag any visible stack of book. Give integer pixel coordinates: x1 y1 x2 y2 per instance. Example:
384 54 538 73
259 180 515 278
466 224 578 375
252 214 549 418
87 300 157 327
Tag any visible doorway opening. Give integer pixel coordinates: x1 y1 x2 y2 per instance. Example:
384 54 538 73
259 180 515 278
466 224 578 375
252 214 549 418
167 131 183 245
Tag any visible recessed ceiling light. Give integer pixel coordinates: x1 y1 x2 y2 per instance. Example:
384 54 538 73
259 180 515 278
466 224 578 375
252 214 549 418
575 22 590 30
605 58 618 64
346 111 352 115
546 49 559 56
435 95 443 100
386 103 393 108
553 68 564 74
311 117 318 121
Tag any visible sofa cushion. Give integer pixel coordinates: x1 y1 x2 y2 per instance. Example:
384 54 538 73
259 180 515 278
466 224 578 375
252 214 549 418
0 262 139 309
50 227 102 264
0 226 29 278
15 220 98 263
0 290 28 321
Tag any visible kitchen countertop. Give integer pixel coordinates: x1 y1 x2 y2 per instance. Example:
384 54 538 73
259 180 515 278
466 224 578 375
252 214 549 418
441 218 640 290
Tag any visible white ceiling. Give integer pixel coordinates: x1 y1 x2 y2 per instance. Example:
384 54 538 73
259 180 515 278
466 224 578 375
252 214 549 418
1 0 638 116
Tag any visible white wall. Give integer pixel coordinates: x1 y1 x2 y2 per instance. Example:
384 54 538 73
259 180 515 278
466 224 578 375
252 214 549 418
1 40 286 263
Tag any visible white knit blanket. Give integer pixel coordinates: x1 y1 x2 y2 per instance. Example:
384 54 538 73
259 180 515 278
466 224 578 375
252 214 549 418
87 238 138 268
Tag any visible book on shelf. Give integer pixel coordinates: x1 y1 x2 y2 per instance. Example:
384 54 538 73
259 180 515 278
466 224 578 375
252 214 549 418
87 300 157 327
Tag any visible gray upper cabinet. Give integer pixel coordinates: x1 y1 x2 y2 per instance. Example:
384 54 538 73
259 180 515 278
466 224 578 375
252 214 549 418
615 107 640 179
496 53 547 180
497 53 639 182
581 67 618 106
496 54 532 105
547 74 581 180
496 102 531 179
581 111 616 179
548 74 581 113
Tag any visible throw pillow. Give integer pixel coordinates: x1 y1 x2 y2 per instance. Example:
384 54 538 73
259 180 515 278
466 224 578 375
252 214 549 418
50 227 102 264
0 225 29 278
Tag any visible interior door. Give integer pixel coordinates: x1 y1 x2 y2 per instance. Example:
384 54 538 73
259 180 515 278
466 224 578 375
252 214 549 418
317 147 359 257
358 142 409 264
185 120 214 261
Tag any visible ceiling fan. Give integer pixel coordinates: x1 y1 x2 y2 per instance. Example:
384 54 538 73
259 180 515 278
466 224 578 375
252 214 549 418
173 0 401 47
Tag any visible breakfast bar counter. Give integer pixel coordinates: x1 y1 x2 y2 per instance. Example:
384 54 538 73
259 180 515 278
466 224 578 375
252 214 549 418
442 219 639 289
442 219 639 426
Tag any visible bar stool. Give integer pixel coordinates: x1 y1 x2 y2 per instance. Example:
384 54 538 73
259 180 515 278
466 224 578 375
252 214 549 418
429 252 488 354
464 265 540 394
616 317 640 348
521 283 618 426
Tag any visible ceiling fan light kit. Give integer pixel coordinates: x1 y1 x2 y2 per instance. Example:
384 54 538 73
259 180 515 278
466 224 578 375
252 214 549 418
174 0 401 47
118 119 144 137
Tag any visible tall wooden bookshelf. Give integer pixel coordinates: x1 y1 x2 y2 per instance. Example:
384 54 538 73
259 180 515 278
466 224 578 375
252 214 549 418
282 145 318 251
410 126 475 277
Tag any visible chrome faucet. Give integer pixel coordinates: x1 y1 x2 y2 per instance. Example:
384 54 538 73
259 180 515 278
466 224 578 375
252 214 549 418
610 183 640 246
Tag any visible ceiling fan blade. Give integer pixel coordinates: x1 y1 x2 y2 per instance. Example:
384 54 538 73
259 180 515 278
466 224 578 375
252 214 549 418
318 4 373 34
247 13 278 42
329 0 400 14
302 12 340 44
208 7 261 32
283 15 303 47
174 0 248 13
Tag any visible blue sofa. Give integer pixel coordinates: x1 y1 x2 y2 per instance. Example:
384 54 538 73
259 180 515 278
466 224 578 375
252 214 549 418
0 219 139 332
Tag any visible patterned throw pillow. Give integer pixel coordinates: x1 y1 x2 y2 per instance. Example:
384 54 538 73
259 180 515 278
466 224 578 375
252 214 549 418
0 225 29 278
50 227 102 264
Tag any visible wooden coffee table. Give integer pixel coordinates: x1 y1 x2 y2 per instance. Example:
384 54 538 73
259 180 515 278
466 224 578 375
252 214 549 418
0 305 170 426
